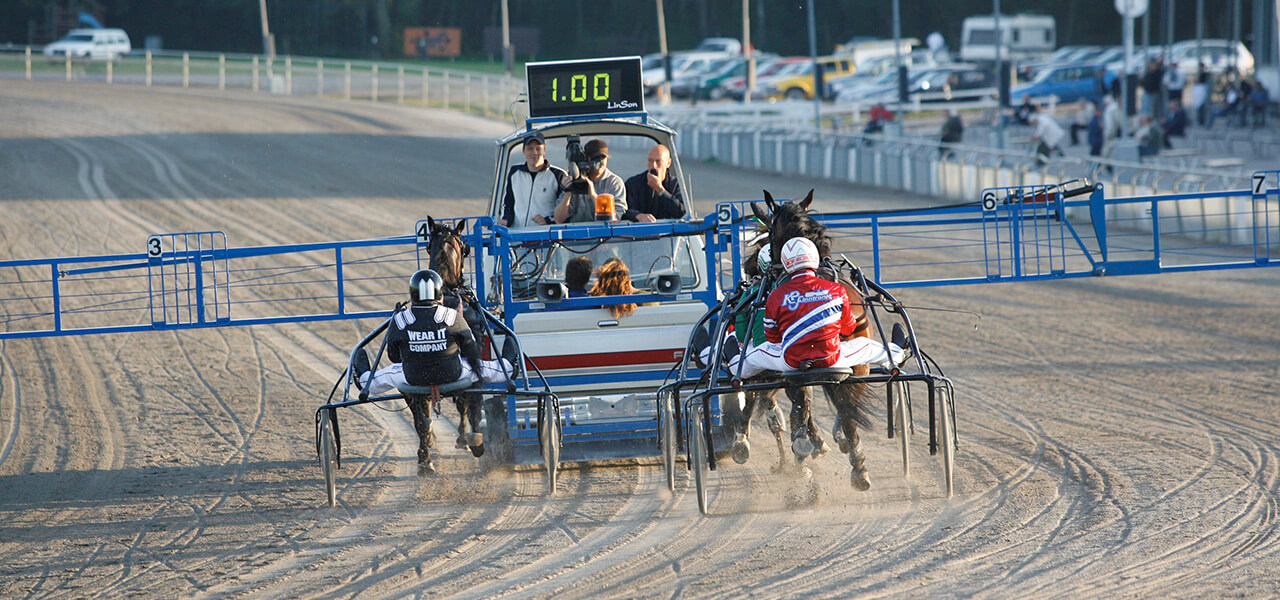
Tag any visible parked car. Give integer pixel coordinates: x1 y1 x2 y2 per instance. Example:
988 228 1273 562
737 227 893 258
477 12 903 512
1169 39 1254 76
1018 45 1103 81
642 52 730 96
763 56 855 101
862 64 996 103
669 56 740 99
42 28 131 61
826 51 942 100
721 57 808 100
694 37 743 55
1012 62 1115 104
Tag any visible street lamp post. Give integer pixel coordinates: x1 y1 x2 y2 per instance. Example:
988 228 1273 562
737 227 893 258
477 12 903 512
259 0 275 58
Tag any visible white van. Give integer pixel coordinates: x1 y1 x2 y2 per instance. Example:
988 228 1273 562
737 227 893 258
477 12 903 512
42 28 132 61
959 14 1055 63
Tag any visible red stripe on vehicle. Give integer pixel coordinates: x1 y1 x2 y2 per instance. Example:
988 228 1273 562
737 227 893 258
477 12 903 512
530 348 686 370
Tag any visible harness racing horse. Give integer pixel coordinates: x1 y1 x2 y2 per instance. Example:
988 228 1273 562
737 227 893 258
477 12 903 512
752 189 876 490
421 216 487 460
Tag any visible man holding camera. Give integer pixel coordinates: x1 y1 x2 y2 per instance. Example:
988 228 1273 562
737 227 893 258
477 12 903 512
554 138 627 223
623 144 686 222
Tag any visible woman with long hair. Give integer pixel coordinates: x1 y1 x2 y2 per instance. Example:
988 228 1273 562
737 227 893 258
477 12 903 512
589 258 639 318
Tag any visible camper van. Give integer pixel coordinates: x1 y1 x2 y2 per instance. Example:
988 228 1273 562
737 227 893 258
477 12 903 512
959 14 1055 63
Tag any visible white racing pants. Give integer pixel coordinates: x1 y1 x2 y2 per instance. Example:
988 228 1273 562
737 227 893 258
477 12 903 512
360 358 514 396
726 338 905 380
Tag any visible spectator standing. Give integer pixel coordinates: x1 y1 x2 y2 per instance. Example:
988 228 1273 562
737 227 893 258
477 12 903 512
1068 99 1093 146
1162 63 1187 108
1140 58 1165 119
1102 94 1122 142
1087 102 1105 160
1249 80 1270 128
1191 65 1211 126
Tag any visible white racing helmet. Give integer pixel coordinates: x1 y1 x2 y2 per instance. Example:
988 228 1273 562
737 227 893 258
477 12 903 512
780 237 819 274
756 243 772 273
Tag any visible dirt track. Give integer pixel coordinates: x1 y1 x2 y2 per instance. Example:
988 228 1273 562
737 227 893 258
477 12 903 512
2 81 1280 599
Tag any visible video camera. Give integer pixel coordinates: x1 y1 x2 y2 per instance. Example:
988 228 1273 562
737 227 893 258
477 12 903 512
565 136 600 194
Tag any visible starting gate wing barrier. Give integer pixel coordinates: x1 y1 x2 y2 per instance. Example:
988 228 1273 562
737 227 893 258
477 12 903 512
2 173 1277 341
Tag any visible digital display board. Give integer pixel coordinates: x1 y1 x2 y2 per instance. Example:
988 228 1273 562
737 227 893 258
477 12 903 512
526 57 645 119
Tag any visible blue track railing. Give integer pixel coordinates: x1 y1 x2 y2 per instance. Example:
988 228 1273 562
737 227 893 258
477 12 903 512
1 174 1276 341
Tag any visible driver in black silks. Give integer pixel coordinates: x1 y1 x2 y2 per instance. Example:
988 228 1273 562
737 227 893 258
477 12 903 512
352 269 518 394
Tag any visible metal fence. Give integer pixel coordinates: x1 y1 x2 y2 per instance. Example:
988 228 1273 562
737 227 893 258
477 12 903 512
0 47 528 122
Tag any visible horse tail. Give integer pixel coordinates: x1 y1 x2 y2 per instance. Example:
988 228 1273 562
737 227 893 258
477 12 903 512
823 378 874 431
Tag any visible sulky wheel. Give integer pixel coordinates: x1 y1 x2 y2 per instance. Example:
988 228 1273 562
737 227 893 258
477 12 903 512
317 410 339 507
690 404 709 515
894 381 911 478
660 392 677 491
939 385 955 498
539 396 560 495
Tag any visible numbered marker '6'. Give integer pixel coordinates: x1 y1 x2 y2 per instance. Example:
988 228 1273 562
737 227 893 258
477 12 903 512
982 191 997 211
147 236 163 257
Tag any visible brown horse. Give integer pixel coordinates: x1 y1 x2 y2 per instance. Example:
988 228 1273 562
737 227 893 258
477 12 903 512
750 190 876 490
422 216 486 459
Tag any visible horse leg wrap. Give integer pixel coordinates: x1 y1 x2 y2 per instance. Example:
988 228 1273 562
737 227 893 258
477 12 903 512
731 432 751 465
847 430 871 491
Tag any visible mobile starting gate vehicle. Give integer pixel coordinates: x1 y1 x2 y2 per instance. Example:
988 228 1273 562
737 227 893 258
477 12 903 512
2 56 1278 513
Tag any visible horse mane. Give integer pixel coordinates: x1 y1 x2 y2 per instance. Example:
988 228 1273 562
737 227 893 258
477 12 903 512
756 189 830 267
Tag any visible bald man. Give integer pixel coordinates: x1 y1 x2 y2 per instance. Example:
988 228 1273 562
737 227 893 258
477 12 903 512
623 144 686 222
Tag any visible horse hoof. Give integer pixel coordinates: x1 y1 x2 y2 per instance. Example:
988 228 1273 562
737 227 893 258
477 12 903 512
810 438 829 460
419 461 437 476
469 442 485 458
731 437 750 465
791 436 814 459
850 467 871 491
466 432 484 447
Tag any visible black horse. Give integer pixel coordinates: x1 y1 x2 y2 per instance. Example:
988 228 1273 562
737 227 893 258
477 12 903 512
750 189 876 490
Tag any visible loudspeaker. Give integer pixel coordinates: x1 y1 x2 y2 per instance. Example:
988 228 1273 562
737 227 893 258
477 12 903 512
651 274 681 295
536 282 568 302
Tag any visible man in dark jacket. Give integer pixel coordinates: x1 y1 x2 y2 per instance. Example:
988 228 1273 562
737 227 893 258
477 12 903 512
623 144 686 222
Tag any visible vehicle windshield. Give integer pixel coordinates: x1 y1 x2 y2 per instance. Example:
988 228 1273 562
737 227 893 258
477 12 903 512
507 235 704 300
64 34 94 42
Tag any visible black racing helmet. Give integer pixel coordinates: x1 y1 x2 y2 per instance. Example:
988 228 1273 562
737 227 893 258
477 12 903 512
409 269 444 305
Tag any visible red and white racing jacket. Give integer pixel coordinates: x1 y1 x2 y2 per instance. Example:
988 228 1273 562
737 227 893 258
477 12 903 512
763 269 856 368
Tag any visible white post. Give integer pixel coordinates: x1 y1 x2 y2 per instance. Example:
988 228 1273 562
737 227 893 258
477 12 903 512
65 53 71 81
285 56 292 94
371 64 379 102
422 68 429 105
317 59 324 96
482 75 490 115
25 47 31 80
252 55 259 91
443 71 450 109
219 54 226 90
182 52 190 88
106 58 113 84
465 72 471 112
344 62 351 100
146 50 153 86
398 65 405 103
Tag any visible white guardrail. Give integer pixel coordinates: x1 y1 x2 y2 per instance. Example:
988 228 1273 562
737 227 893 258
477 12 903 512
0 45 529 121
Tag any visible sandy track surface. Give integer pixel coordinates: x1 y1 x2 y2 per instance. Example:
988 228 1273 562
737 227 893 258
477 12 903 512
2 81 1279 599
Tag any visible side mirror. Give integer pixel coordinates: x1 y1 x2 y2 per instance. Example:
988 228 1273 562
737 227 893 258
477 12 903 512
651 274 681 296
536 282 568 303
